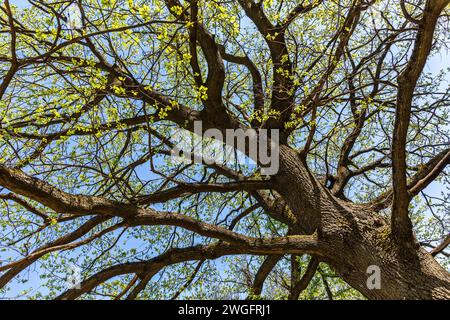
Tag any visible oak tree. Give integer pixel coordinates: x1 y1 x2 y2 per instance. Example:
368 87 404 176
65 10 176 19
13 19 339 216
0 0 449 299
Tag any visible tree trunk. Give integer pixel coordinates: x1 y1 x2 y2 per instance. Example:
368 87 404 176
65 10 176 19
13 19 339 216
274 146 450 299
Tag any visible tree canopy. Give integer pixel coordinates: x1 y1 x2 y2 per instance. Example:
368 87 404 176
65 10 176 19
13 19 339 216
0 0 449 300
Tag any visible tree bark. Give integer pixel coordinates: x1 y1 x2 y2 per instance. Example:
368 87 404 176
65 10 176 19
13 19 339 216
274 146 450 299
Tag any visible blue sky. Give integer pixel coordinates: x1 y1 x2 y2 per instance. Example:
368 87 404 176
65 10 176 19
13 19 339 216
2 0 449 299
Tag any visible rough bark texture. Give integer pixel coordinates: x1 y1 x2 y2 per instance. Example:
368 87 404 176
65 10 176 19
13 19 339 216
1 0 450 300
274 146 450 299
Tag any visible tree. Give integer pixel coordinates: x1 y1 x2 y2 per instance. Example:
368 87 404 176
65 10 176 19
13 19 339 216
0 0 449 300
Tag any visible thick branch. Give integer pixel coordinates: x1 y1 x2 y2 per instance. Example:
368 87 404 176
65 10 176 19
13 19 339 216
57 239 321 300
391 0 449 243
